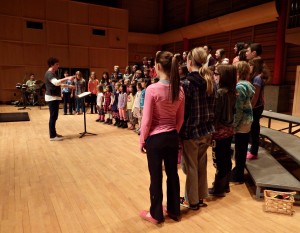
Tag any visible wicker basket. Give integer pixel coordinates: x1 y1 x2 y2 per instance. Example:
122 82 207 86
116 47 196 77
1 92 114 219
264 190 296 215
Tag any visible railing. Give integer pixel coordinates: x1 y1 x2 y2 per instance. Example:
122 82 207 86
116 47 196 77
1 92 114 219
288 0 300 28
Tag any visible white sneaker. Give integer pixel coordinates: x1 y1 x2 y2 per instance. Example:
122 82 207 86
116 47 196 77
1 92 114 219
50 136 63 141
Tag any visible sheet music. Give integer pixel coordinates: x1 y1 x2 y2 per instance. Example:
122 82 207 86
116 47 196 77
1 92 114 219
77 92 91 98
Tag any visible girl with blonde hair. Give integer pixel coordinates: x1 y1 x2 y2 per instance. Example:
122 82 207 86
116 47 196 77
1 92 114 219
180 47 216 209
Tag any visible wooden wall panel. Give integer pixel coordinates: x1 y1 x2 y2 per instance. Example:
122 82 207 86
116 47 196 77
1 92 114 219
108 49 127 71
161 41 183 55
128 32 160 45
108 28 127 49
23 67 46 83
89 27 109 48
22 0 45 19
0 1 129 102
68 1 89 25
189 0 272 28
69 46 89 68
159 2 277 45
46 0 69 22
89 48 109 68
69 24 90 46
0 42 24 66
108 8 128 30
88 5 109 27
285 43 300 84
0 0 22 16
47 22 68 45
122 0 159 33
22 19 46 44
0 66 26 101
206 32 231 50
230 26 253 52
48 45 70 67
253 22 277 80
89 68 107 78
0 66 25 89
128 43 159 65
0 16 23 41
190 38 208 51
23 44 47 66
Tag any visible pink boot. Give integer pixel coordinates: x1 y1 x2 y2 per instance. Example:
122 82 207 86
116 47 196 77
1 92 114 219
247 151 258 160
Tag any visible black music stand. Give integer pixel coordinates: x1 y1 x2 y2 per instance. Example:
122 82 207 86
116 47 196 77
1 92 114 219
18 85 31 110
77 92 97 138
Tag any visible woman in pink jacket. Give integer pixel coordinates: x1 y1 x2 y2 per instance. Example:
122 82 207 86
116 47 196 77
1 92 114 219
139 51 185 224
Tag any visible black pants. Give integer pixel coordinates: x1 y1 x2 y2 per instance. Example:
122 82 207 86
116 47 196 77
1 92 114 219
146 130 180 222
231 133 249 182
211 136 233 192
48 100 60 138
249 105 264 155
63 92 73 114
90 94 97 113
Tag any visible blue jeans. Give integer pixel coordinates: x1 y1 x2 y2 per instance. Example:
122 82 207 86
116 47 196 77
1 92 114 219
48 100 60 138
76 98 84 113
63 92 73 114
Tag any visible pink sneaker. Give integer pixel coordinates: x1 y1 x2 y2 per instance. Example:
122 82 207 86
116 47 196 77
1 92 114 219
247 151 258 160
140 210 159 224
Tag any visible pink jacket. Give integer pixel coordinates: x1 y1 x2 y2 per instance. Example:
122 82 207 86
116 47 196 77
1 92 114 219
140 82 185 149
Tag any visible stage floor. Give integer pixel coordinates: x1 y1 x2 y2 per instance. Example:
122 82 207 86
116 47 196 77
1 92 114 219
0 104 299 233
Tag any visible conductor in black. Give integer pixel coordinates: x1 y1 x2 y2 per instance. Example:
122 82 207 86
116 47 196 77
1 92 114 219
44 57 74 141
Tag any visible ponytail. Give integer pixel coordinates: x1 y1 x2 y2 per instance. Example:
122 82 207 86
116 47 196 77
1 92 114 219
188 47 214 95
199 66 214 96
155 51 181 102
170 54 181 102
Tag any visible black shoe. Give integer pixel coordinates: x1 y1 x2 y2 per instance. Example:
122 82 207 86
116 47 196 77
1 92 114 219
122 121 128 128
208 188 225 197
96 119 100 122
114 119 119 126
117 120 123 128
104 119 110 124
198 199 208 207
229 178 244 184
179 197 199 210
108 119 112 125
163 208 181 222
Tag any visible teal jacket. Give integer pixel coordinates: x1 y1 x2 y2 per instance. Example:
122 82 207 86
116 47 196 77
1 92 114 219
234 80 255 133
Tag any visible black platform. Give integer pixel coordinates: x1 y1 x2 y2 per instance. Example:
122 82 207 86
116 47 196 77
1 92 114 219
0 112 30 122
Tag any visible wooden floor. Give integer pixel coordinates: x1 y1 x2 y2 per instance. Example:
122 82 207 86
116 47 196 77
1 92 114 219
0 105 299 233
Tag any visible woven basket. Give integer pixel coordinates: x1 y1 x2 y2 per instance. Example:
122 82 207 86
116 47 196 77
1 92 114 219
264 190 296 215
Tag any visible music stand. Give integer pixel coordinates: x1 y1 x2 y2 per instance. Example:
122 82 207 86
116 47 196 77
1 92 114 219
77 92 97 138
18 85 31 110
